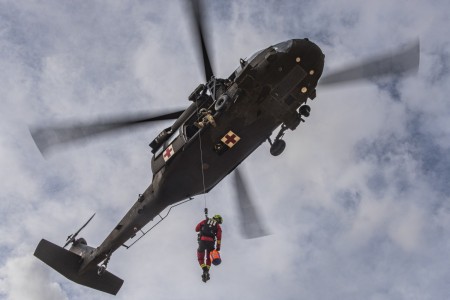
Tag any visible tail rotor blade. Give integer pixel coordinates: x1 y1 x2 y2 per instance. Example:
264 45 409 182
233 168 269 239
320 40 420 86
63 213 95 248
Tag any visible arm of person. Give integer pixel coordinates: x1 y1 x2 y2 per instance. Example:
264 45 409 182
195 220 205 232
216 225 222 251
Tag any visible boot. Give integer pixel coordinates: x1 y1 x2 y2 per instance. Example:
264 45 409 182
201 266 210 283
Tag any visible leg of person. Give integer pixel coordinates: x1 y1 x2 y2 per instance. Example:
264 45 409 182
198 241 209 282
204 241 215 282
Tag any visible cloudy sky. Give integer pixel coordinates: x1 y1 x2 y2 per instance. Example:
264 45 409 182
1 0 450 299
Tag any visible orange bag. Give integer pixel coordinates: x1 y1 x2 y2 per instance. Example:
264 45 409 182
210 249 221 266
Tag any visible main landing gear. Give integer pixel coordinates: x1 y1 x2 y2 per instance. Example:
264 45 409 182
268 105 311 156
268 129 287 156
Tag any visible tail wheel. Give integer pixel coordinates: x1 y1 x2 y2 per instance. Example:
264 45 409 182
97 265 106 276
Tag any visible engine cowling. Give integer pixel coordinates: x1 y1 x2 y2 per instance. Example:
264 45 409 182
69 238 95 258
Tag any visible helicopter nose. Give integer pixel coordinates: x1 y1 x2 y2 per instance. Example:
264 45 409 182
286 38 325 80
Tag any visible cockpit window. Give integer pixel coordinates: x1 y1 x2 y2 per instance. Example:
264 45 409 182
234 49 264 77
247 49 264 62
273 40 293 53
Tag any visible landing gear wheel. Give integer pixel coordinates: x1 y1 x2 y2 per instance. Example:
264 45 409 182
299 105 311 117
97 265 106 276
270 139 286 156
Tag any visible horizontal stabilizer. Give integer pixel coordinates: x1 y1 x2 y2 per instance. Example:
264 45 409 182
34 239 123 295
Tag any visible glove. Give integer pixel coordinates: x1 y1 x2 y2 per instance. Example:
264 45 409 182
216 240 221 251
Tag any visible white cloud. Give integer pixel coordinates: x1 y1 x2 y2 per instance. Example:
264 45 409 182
1 0 450 299
388 205 424 252
0 255 68 300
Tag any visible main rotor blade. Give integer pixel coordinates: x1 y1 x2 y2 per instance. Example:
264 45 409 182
233 168 269 239
30 109 185 156
320 40 420 86
63 213 95 248
188 0 214 82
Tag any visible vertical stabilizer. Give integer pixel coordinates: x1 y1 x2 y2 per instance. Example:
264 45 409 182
34 239 123 295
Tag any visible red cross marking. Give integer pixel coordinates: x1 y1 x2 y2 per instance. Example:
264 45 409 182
224 134 237 145
221 130 241 148
163 145 174 161
163 148 172 159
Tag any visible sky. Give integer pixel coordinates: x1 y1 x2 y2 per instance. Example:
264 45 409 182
1 0 450 299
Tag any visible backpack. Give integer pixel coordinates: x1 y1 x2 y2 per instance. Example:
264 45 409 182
200 218 218 238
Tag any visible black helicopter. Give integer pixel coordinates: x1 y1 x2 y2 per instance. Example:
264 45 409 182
32 0 420 295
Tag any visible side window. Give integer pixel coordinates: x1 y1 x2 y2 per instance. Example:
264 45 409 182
154 144 164 158
185 123 199 140
183 110 202 140
166 130 179 145
182 94 215 141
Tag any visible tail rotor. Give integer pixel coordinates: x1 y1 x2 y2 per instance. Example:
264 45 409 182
63 213 95 248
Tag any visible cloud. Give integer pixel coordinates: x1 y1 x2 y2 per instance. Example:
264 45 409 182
1 0 450 299
0 255 68 300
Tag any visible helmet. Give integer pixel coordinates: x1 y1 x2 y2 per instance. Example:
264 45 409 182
212 214 223 224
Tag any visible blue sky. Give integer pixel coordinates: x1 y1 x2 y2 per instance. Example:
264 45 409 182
1 0 450 299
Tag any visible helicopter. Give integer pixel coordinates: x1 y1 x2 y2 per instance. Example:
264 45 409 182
32 0 420 295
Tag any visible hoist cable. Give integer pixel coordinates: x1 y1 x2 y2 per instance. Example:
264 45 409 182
198 123 207 209
194 84 212 212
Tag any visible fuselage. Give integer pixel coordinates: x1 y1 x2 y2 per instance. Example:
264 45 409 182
81 38 325 271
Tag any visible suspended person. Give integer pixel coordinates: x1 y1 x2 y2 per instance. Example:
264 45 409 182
195 214 223 282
